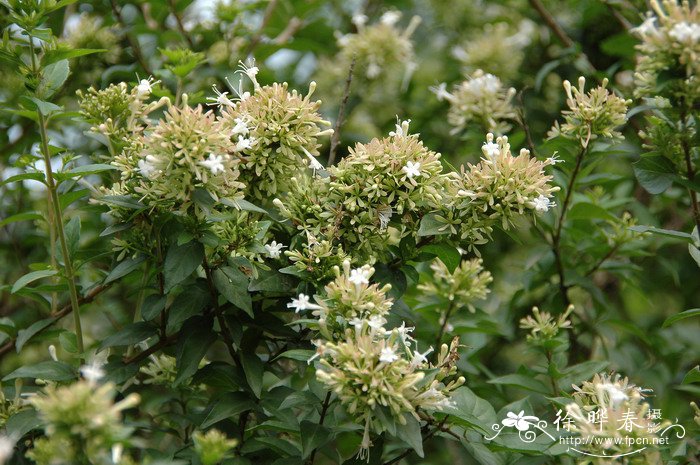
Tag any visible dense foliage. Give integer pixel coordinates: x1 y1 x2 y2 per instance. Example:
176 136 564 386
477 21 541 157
0 0 699 464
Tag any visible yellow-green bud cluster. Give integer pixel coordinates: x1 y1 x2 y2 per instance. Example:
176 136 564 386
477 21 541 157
433 70 517 134
418 258 492 312
547 77 630 146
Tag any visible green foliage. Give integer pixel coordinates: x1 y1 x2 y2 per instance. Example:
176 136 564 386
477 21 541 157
0 0 698 464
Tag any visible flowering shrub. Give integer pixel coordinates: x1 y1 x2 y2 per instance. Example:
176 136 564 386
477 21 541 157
0 1 698 465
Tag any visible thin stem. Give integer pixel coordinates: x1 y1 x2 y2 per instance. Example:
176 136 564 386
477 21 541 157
328 56 356 166
307 391 332 464
584 242 621 277
202 257 240 365
167 0 195 48
38 111 84 356
528 0 595 73
435 300 456 353
109 0 154 75
551 144 588 305
544 349 560 396
0 284 110 358
680 104 700 235
244 0 278 56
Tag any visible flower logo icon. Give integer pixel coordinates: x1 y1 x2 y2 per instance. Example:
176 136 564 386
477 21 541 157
502 411 539 431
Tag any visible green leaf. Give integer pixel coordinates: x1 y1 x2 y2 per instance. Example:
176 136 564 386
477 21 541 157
163 241 204 292
248 269 295 293
273 349 315 362
418 213 451 237
629 225 694 243
12 269 58 293
174 316 215 386
568 202 616 221
37 59 70 99
100 195 145 210
16 317 56 352
141 294 167 321
0 211 44 227
420 243 461 272
241 351 264 398
560 360 609 387
25 96 61 116
489 374 550 395
201 392 255 429
3 361 77 382
663 308 700 328
213 267 252 317
59 331 79 353
445 387 497 434
5 409 42 437
64 216 81 260
104 256 146 284
0 172 45 187
43 48 106 66
395 414 424 458
300 420 332 459
683 366 700 384
633 155 676 195
221 197 268 214
167 283 211 332
99 322 157 350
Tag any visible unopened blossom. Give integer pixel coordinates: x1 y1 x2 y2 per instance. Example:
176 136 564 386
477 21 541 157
520 305 573 342
548 77 630 145
418 258 492 311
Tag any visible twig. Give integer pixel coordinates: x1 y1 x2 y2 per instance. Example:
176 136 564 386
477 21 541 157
167 0 195 48
516 90 537 157
328 56 356 166
0 284 111 357
109 0 154 75
584 242 621 277
528 0 595 72
123 334 176 364
307 391 332 464
244 0 278 56
435 301 456 354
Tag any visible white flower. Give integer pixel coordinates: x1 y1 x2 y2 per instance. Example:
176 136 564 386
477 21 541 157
367 315 387 331
379 346 399 363
302 147 324 173
390 321 416 344
430 82 452 102
111 444 124 464
135 77 155 99
377 204 393 230
380 10 401 26
465 73 501 94
236 135 256 152
533 194 555 212
80 360 105 384
351 13 368 28
631 16 659 38
389 119 411 137
348 267 371 286
668 21 700 44
264 240 286 258
402 161 421 179
348 317 364 330
546 153 564 165
601 383 629 406
231 117 249 135
366 62 381 79
287 293 322 313
502 410 539 431
482 141 500 159
410 345 433 369
138 158 157 179
238 60 260 88
200 154 226 175
0 436 15 463
207 85 236 109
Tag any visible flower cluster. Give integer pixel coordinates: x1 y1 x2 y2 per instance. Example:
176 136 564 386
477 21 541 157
63 14 120 65
284 234 352 282
632 0 700 101
291 261 464 459
565 373 665 463
452 22 533 82
315 322 464 459
520 305 573 342
27 379 139 465
217 67 332 200
417 258 492 312
547 77 630 146
446 134 559 248
337 11 419 81
432 70 517 134
276 121 447 262
193 429 238 465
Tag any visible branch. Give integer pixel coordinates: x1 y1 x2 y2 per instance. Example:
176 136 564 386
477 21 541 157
244 0 278 57
109 0 154 75
328 56 356 166
307 391 332 464
167 0 195 48
0 284 111 358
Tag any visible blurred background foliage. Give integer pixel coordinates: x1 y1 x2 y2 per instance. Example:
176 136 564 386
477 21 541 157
0 0 699 464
